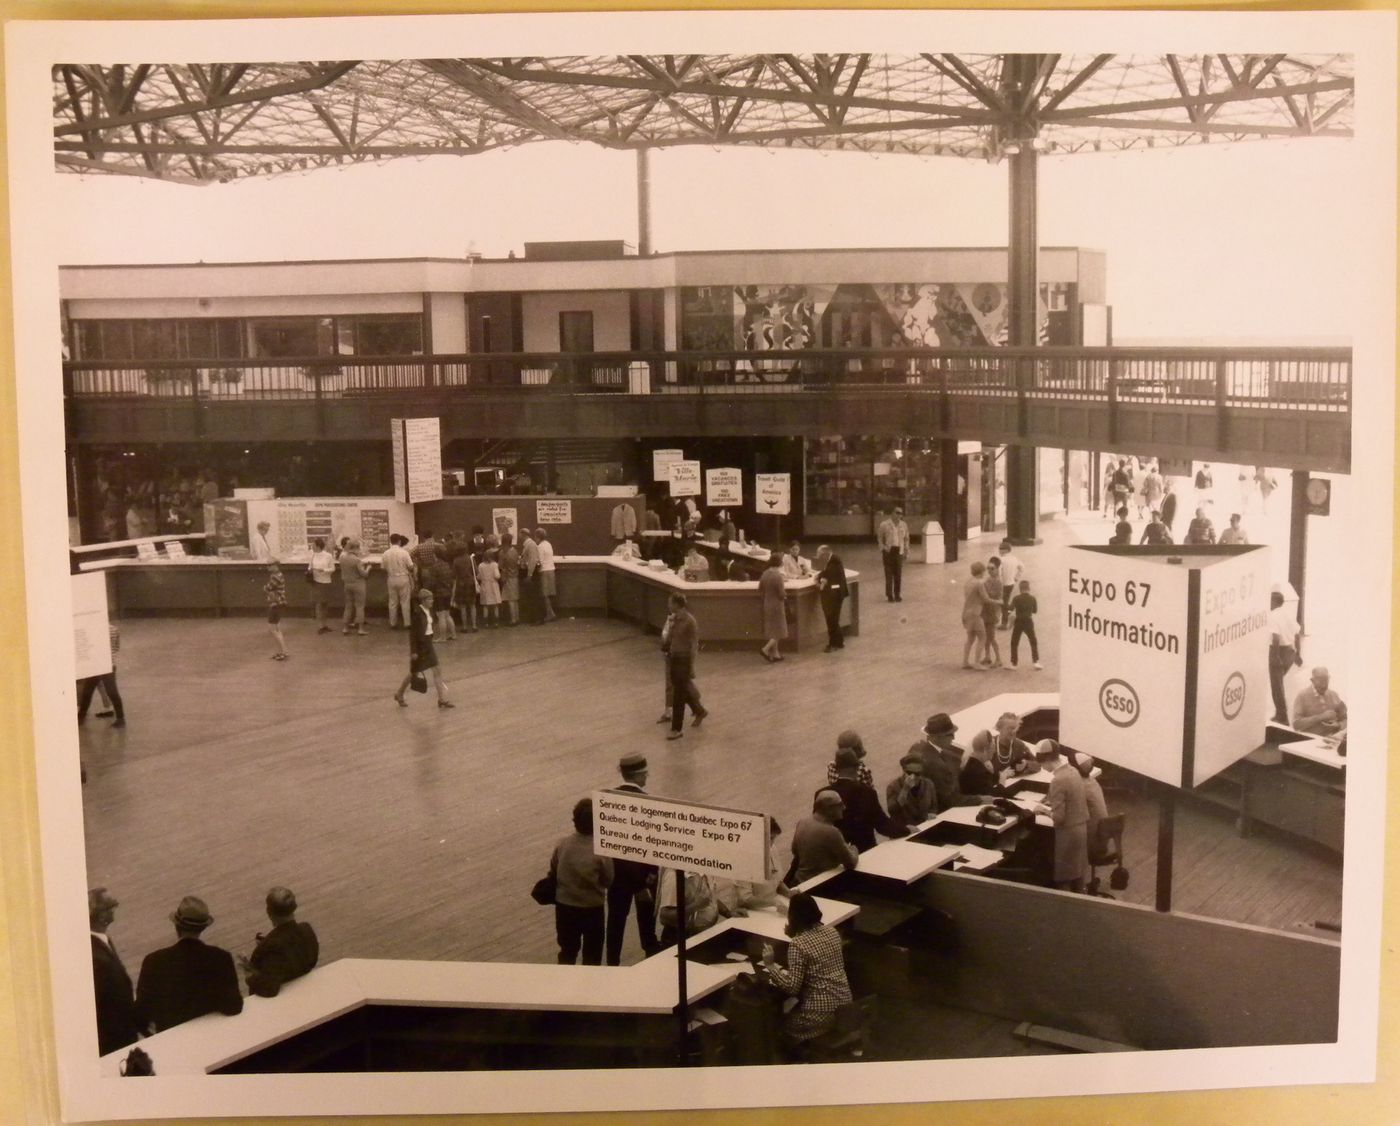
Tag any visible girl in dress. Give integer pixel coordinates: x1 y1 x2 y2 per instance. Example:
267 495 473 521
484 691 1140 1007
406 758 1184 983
476 547 502 628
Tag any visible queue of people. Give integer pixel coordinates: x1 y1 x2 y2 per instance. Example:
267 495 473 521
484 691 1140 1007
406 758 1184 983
90 885 318 1059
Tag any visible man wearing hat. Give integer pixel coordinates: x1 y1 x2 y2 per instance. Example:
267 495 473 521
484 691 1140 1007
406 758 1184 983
885 754 939 835
135 896 243 1034
817 748 904 852
605 754 661 965
239 887 319 999
790 792 860 885
910 713 993 813
89 887 139 1055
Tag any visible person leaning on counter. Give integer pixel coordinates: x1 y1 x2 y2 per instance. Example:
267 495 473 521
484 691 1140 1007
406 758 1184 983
1034 740 1089 894
1292 666 1347 737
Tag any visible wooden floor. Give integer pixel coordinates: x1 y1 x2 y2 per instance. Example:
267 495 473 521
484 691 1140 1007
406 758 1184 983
78 518 1344 985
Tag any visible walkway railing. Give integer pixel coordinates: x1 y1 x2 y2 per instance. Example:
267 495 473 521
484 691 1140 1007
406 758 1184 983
64 346 1351 413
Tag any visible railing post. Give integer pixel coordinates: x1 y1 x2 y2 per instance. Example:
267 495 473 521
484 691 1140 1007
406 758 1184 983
1214 357 1230 453
189 365 204 439
937 357 952 435
1016 353 1030 438
1106 360 1119 445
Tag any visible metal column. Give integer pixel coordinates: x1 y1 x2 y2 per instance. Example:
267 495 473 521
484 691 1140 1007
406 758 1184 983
636 147 653 257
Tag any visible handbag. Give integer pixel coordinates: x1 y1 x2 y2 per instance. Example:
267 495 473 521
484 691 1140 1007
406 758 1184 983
409 671 428 694
304 567 315 585
530 873 557 905
1109 865 1130 891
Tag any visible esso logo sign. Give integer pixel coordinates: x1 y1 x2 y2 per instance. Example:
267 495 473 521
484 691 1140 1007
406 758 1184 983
1221 672 1246 720
1098 679 1140 728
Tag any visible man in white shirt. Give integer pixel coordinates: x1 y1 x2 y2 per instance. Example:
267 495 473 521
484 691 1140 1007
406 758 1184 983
308 536 337 633
779 540 809 580
876 507 910 602
380 534 415 629
534 527 558 623
996 540 1024 629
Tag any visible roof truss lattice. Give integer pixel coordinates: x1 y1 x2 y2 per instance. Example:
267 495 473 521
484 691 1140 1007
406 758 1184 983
52 53 1354 183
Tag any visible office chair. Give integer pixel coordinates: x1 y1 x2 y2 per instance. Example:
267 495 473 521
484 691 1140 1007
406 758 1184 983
1086 814 1126 898
802 995 879 1063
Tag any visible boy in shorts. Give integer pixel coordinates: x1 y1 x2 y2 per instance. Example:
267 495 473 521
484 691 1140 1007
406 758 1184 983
265 561 288 661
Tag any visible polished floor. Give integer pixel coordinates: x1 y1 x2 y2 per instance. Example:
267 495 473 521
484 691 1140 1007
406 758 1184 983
78 506 1346 980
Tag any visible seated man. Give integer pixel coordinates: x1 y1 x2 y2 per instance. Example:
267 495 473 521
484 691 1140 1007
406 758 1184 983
1292 666 1347 737
135 896 243 1034
885 754 939 834
239 887 319 999
790 791 859 885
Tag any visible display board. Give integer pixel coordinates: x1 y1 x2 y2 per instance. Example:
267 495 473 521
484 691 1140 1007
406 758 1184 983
592 789 769 882
754 472 791 516
491 507 519 542
705 468 743 508
70 571 112 680
204 498 414 559
667 460 702 498
1059 545 1270 789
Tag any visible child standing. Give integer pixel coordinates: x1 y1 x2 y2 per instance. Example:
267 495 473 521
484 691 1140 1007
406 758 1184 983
476 547 502 627
265 562 288 661
1010 579 1041 670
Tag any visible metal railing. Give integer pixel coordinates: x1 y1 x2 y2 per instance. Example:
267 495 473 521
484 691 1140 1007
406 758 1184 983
64 346 1351 412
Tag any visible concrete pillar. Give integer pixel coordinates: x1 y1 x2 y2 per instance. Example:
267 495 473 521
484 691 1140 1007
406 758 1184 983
636 147 652 257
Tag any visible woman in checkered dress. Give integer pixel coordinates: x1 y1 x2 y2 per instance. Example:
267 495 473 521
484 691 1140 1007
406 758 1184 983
760 891 851 1043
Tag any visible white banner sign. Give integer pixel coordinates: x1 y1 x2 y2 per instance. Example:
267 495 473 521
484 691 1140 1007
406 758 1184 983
595 485 638 498
402 417 444 504
535 499 573 525
705 468 743 508
1192 547 1272 786
1058 548 1191 787
592 790 769 882
652 448 684 482
71 572 112 680
754 473 791 516
668 459 702 498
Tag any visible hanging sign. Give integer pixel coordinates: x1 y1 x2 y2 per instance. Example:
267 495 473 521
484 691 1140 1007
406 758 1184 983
652 448 685 482
592 790 770 882
705 468 743 508
668 460 702 498
755 473 791 516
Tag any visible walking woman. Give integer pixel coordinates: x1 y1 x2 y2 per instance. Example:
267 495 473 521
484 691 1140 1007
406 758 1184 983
759 552 788 663
394 588 453 708
961 561 995 669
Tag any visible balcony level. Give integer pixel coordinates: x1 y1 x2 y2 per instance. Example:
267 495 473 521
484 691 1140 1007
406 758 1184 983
64 346 1352 473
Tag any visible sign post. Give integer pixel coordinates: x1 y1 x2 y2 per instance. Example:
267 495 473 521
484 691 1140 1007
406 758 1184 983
592 789 769 1065
1058 544 1270 910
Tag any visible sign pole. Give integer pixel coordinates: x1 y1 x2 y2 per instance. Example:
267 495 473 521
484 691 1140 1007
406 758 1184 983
674 871 691 1066
1155 785 1175 912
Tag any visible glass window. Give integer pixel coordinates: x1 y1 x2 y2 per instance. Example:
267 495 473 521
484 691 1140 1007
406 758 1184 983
352 315 422 356
248 317 327 358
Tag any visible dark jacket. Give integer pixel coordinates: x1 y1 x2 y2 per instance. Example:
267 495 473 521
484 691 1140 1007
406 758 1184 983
819 777 901 851
136 936 243 1033
92 935 139 1055
664 611 699 663
609 783 658 894
245 921 320 998
910 740 982 811
817 555 848 599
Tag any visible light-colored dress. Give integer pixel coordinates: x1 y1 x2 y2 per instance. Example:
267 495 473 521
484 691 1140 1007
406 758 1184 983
499 545 520 602
476 559 501 606
759 567 788 640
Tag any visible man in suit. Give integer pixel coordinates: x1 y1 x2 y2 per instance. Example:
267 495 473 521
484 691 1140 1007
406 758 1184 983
605 754 661 965
89 887 139 1056
135 896 243 1033
664 593 707 741
239 887 319 999
908 713 992 813
813 544 848 652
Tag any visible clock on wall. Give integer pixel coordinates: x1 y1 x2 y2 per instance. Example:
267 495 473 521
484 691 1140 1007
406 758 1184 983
1304 476 1331 515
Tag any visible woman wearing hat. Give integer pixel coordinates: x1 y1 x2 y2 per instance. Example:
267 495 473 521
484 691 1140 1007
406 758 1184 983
394 588 453 708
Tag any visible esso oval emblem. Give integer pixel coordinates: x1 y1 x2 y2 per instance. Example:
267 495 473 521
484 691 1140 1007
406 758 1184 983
1098 679 1140 728
1221 672 1246 720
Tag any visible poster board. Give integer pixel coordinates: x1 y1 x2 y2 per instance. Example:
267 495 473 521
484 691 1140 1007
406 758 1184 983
754 472 792 516
535 499 573 525
491 507 519 542
392 417 444 504
652 448 684 482
70 572 112 680
667 460 702 497
705 468 743 508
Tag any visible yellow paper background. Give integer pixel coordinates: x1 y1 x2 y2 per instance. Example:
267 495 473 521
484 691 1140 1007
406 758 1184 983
1 4 1395 1123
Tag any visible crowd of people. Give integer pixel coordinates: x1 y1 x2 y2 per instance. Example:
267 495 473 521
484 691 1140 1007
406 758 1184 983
1101 456 1280 549
540 704 1123 1057
91 885 318 1061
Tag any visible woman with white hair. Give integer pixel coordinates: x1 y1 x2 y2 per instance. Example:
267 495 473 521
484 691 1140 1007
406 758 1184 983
1035 739 1089 893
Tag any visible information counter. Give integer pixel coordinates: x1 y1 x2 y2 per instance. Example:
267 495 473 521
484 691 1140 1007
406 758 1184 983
88 554 859 652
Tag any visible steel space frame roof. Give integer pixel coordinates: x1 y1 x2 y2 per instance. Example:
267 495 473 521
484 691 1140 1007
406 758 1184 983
53 53 1354 184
